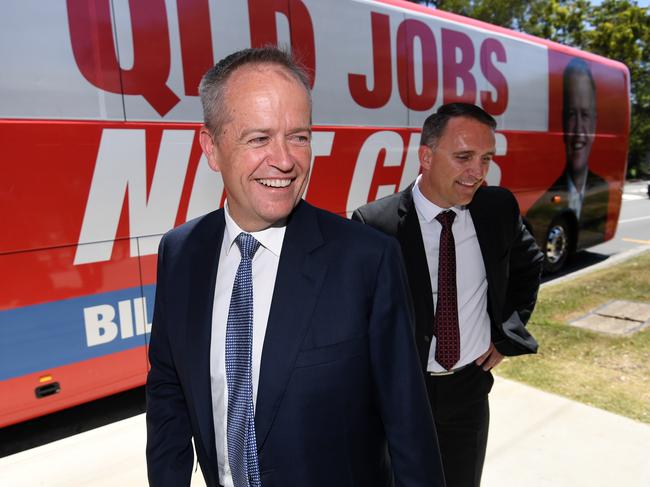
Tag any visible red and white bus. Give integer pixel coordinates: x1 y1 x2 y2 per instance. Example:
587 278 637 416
0 0 629 426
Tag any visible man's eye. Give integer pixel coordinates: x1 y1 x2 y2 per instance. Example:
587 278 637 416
290 134 311 145
249 136 269 145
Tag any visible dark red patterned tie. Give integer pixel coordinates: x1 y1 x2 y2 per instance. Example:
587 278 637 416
434 210 460 370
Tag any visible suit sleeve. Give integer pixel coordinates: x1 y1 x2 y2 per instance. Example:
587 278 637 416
506 210 544 326
146 236 194 487
369 239 446 487
492 194 544 356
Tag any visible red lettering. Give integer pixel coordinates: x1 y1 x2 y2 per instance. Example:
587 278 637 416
396 19 437 111
480 39 509 115
442 29 476 104
348 12 392 109
177 0 214 96
248 0 316 87
66 0 180 116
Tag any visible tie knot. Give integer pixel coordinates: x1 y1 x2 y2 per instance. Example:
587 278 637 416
435 210 456 228
235 233 261 260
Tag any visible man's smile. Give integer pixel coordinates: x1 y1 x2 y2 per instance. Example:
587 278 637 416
256 178 293 188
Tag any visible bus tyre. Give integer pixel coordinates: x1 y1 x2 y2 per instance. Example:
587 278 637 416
544 217 571 273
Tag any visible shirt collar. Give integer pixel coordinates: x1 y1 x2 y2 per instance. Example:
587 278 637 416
412 174 464 223
566 172 586 196
223 202 286 257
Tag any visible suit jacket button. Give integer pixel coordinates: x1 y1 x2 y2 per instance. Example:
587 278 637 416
423 335 430 342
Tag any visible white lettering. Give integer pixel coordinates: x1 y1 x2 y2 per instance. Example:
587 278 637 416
84 304 119 347
346 131 404 214
303 131 335 199
133 297 152 335
186 154 224 221
83 297 151 347
399 133 422 190
134 130 195 255
486 133 507 186
74 129 194 265
118 300 134 339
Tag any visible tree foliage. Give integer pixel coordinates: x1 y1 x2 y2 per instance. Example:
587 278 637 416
586 1 650 174
408 0 650 175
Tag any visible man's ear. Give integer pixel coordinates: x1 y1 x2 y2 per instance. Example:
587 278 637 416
199 126 220 172
419 145 433 171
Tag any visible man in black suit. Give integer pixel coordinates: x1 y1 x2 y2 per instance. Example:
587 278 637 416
353 103 543 487
526 58 609 269
146 47 444 487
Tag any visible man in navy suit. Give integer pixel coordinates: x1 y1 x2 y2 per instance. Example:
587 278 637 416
146 47 444 487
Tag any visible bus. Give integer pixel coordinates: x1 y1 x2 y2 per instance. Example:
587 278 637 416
0 0 629 427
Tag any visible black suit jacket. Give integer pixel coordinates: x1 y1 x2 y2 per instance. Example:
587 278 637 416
525 169 609 251
352 185 543 367
146 201 444 487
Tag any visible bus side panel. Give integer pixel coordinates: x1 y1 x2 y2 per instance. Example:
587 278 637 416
0 0 632 427
0 121 214 257
400 5 549 133
1 0 630 133
4 119 621 259
0 1 125 121
0 347 147 428
0 112 628 428
0 240 151 427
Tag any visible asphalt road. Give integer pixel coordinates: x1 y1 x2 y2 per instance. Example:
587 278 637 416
2 180 649 457
594 179 650 254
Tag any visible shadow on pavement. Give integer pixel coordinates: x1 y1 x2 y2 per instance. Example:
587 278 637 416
0 386 145 458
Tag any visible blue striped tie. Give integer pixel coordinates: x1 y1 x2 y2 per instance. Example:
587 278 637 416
226 233 262 487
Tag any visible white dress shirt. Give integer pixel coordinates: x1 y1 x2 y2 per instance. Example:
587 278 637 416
567 173 585 219
412 176 491 373
210 203 286 487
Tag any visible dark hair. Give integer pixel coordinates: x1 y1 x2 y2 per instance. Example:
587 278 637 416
199 46 312 134
562 57 596 128
420 103 497 147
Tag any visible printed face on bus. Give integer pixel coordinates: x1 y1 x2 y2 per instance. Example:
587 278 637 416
199 63 312 232
563 71 596 179
418 116 495 208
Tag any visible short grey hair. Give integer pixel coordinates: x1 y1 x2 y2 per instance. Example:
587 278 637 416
420 103 497 148
198 46 312 135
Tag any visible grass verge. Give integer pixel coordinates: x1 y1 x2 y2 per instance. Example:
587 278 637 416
496 250 650 424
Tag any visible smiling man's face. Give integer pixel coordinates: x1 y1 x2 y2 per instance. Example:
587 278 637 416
564 71 596 179
199 63 312 231
418 116 495 208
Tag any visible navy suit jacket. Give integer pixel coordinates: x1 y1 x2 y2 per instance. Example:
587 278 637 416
146 201 444 487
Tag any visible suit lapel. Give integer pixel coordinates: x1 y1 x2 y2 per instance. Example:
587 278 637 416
186 211 225 468
255 201 327 451
397 188 434 366
468 189 498 322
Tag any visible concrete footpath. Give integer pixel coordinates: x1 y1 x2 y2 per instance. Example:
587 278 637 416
483 377 650 487
1 375 649 486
